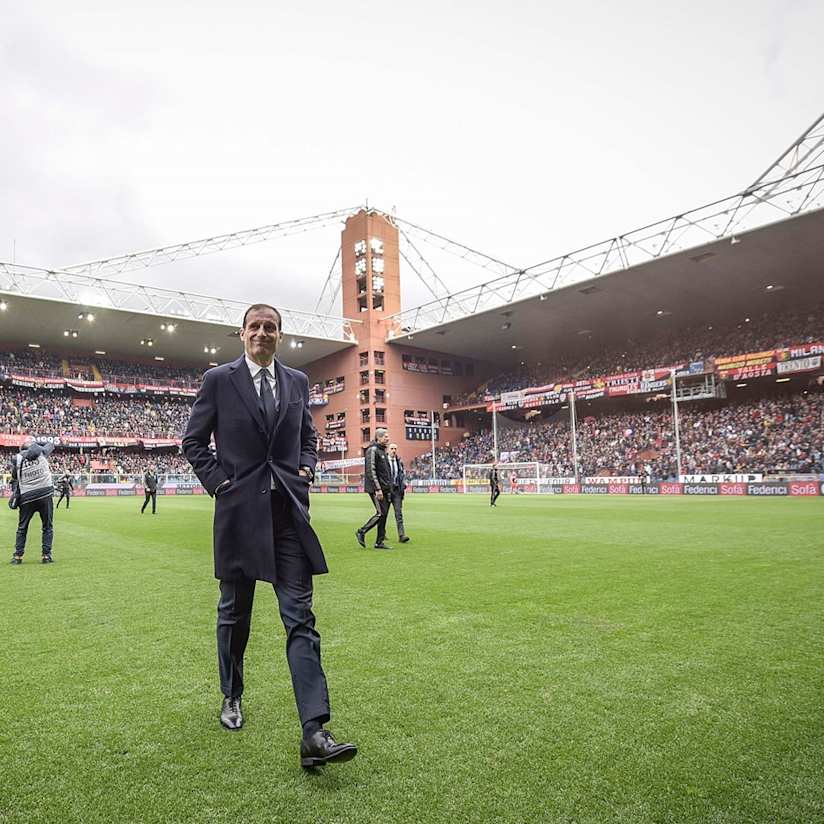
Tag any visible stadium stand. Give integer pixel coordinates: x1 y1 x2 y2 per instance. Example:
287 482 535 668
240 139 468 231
0 387 190 438
409 391 824 480
454 302 824 404
1 334 822 486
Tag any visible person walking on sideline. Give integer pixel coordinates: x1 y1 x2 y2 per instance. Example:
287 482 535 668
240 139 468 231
356 429 393 550
387 443 410 543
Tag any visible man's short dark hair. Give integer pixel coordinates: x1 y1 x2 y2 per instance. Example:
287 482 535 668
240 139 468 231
242 303 282 330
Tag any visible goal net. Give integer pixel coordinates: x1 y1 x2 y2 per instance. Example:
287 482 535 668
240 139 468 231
462 462 543 494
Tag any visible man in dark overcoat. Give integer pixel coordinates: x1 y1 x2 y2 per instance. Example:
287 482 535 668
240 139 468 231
183 303 356 768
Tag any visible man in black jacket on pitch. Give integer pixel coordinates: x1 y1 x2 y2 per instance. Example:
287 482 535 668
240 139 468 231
55 472 74 509
356 429 392 550
183 303 356 769
489 461 501 507
141 466 158 514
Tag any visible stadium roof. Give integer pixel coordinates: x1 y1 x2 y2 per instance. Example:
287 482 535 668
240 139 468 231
0 263 357 368
387 206 824 368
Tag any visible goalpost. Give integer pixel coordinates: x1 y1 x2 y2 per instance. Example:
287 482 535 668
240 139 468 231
462 462 575 494
463 462 531 494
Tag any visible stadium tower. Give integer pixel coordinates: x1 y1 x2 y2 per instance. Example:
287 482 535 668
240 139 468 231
303 210 485 469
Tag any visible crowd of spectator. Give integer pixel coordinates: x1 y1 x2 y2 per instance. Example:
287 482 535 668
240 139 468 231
0 386 191 438
455 302 824 403
97 358 202 387
410 391 824 479
0 348 203 386
0 349 65 378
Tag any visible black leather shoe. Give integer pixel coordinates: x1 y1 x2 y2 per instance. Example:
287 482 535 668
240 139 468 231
300 729 357 768
399 535 410 543
355 529 365 548
374 542 392 550
10 555 22 565
220 696 243 730
41 555 54 564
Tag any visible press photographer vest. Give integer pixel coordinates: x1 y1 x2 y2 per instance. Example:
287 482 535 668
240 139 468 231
16 452 54 504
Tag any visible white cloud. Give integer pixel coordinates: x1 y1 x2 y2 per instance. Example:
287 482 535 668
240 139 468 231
2 0 822 315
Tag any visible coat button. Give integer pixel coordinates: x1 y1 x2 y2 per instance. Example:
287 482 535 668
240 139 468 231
260 489 267 494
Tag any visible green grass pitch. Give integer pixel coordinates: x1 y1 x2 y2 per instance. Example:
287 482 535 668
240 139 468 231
1 494 822 824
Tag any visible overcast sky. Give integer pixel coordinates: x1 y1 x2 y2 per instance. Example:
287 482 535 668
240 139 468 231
2 0 821 319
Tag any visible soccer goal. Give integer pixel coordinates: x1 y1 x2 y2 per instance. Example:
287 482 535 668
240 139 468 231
462 462 576 494
463 462 534 495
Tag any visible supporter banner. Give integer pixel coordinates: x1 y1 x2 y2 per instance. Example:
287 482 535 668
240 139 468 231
4 374 197 397
0 433 30 447
320 437 347 452
105 383 140 395
320 457 365 470
65 379 105 394
324 420 346 431
8 374 66 390
720 364 775 381
140 438 182 448
775 342 824 360
775 355 822 375
62 436 99 447
583 476 640 484
0 432 182 450
715 349 776 380
132 384 196 398
481 339 823 412
605 368 672 398
680 473 763 483
489 369 672 410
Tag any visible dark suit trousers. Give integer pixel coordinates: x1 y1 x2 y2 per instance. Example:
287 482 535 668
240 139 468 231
360 491 390 543
15 497 54 555
141 490 157 513
56 490 71 509
389 491 406 538
216 491 330 726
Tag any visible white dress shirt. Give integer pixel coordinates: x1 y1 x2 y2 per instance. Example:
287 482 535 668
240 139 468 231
244 355 277 405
